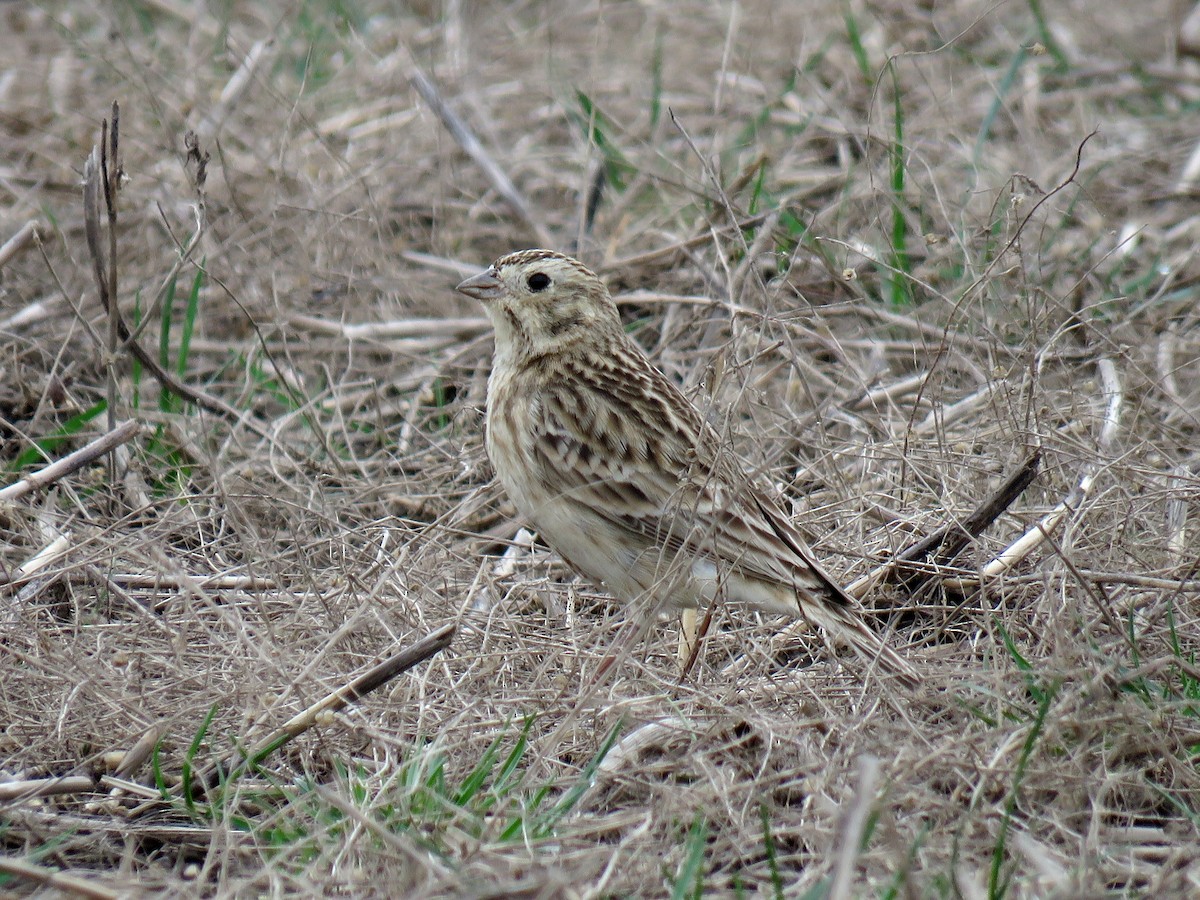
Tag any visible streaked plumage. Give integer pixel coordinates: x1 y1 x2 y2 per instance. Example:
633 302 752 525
457 249 915 686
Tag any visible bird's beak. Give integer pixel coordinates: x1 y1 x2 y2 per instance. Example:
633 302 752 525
456 267 504 302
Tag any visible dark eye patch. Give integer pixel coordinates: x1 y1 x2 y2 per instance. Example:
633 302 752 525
527 272 551 292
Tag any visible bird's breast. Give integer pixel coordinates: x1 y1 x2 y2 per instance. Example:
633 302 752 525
486 367 549 511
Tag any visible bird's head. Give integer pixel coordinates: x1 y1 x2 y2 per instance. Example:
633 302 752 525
456 249 623 359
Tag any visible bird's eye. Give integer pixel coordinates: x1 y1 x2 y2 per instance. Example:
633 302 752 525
526 272 551 292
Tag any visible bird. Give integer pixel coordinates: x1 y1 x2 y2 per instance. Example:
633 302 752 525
457 249 916 687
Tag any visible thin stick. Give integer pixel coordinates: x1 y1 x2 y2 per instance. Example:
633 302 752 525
889 451 1042 595
69 572 274 591
600 213 771 272
999 570 1200 592
913 383 995 435
6 533 70 586
0 420 140 502
197 623 456 789
844 451 1042 600
1166 464 1189 562
410 66 553 247
730 450 1042 672
848 370 930 412
82 144 113 434
103 105 121 438
1094 356 1122 452
944 357 1123 589
0 857 118 900
0 775 96 801
0 219 41 271
0 297 52 331
97 775 162 800
194 38 274 142
289 313 489 341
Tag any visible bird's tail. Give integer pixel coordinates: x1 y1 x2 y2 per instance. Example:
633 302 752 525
805 600 919 690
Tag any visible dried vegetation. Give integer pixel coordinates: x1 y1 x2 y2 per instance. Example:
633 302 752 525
2 0 1200 896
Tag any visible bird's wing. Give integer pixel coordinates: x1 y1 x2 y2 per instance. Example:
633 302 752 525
529 353 847 604
529 351 919 687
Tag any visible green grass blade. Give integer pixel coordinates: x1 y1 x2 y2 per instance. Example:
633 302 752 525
888 64 913 307
176 262 203 380
995 622 1031 672
571 89 633 192
759 803 784 900
988 680 1058 898
1026 0 1069 70
492 714 535 796
5 401 108 472
159 272 177 412
842 6 873 83
974 46 1028 165
495 718 623 843
670 814 709 900
748 160 769 217
453 723 509 807
650 24 664 130
151 739 171 800
180 704 219 819
530 718 622 838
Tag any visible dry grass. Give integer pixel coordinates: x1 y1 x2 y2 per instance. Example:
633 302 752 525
2 0 1200 895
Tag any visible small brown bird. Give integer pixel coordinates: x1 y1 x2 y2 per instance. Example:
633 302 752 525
458 249 915 686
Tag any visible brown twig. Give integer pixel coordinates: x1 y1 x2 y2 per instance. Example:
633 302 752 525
0 775 96 802
890 451 1042 595
103 105 121 437
409 65 553 247
195 622 456 791
601 213 772 272
844 451 1042 600
0 219 42 272
0 420 140 503
724 451 1041 676
0 857 117 900
943 356 1122 591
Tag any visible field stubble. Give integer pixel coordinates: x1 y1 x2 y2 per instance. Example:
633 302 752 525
2 1 1200 896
